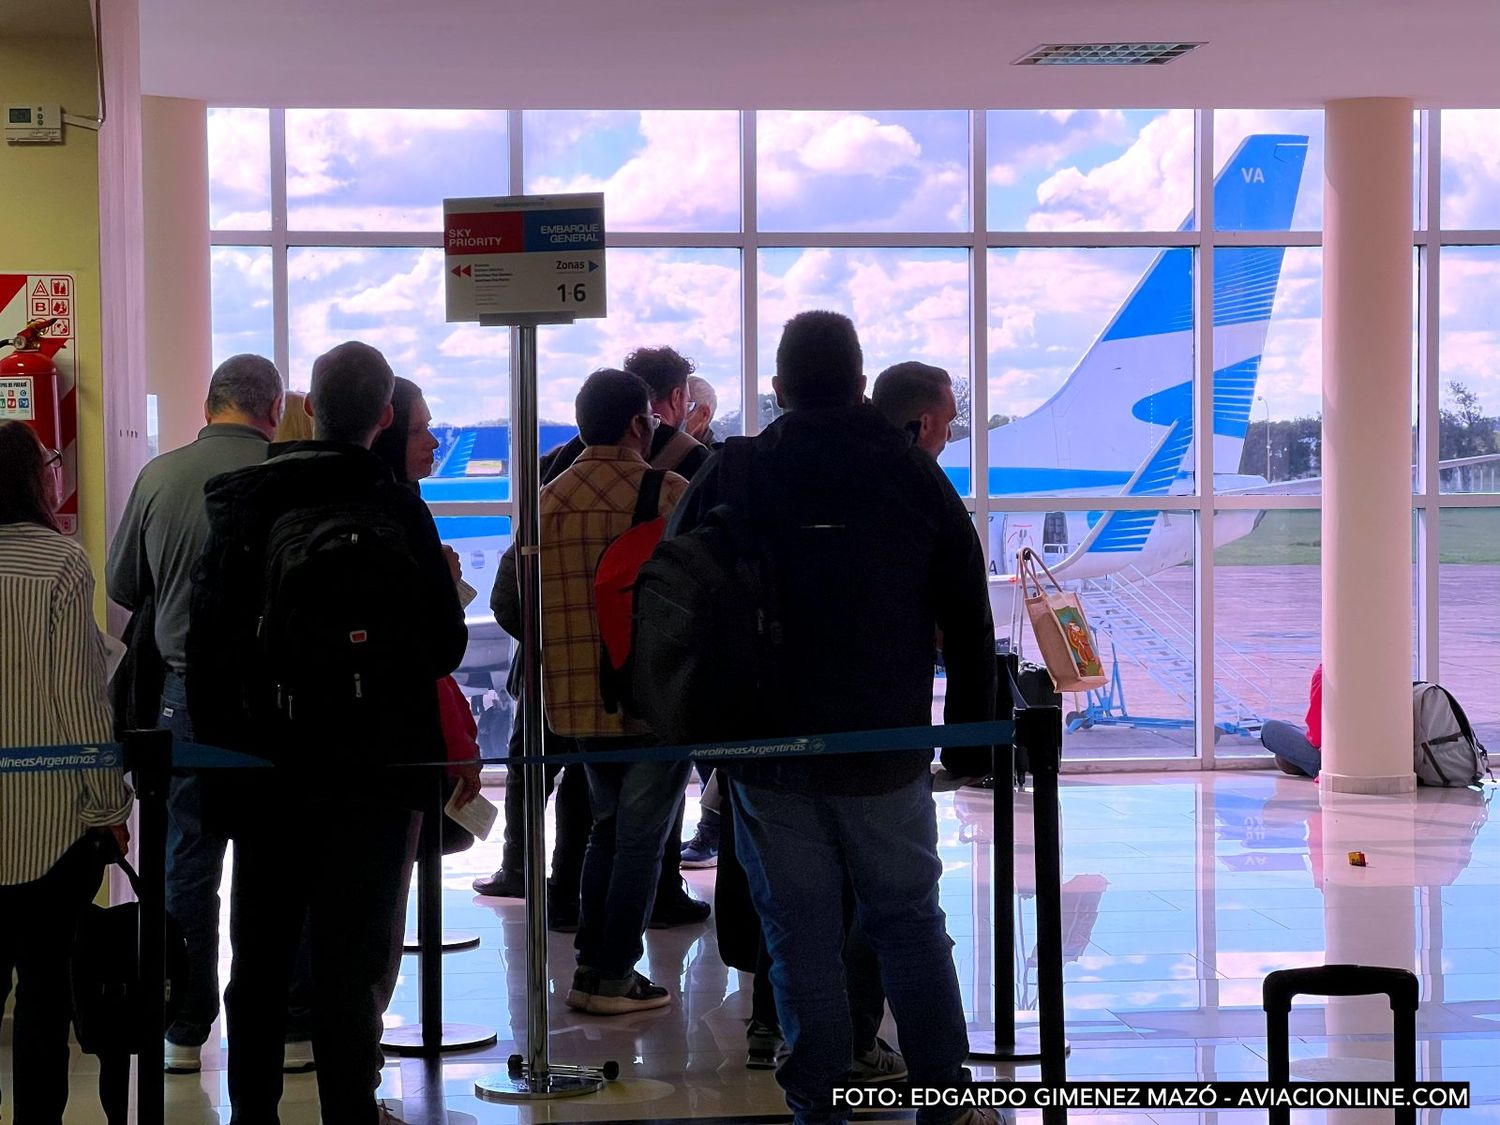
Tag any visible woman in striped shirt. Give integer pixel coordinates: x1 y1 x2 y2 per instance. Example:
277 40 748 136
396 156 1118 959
0 420 133 1121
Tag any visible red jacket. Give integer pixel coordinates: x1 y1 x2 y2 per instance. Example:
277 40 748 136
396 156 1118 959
1305 664 1323 750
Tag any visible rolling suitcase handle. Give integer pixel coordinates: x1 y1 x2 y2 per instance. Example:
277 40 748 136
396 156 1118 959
1263 964 1419 1125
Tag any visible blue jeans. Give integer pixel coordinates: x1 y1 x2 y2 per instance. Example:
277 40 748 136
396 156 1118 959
576 738 691 980
160 672 313 1046
1261 719 1321 777
733 773 971 1125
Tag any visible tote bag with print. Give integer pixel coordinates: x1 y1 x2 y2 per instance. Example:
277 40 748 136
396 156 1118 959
1017 547 1106 692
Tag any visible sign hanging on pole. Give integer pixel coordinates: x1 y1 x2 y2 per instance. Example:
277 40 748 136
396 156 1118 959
444 193 606 323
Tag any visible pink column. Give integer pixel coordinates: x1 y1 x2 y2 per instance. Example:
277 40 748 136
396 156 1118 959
1321 99 1416 795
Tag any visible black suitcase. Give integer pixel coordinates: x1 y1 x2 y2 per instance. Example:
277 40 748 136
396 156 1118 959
1262 964 1419 1125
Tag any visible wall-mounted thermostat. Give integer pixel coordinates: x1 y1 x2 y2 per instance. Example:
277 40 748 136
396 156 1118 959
6 104 64 144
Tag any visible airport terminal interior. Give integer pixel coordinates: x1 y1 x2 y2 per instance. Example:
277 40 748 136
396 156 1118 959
2 0 1498 1121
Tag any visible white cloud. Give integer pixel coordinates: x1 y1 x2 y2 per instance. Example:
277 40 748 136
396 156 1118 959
988 109 1130 192
759 249 969 385
1441 111 1500 229
1027 110 1195 232
757 112 924 209
207 108 270 223
527 111 740 231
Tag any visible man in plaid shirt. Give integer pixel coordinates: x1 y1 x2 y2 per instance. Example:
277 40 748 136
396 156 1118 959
540 367 692 1014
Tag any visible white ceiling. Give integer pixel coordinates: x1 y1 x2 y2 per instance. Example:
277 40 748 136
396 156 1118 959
138 0 1500 110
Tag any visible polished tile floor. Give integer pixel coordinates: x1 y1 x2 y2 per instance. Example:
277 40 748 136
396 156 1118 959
4 771 1497 1123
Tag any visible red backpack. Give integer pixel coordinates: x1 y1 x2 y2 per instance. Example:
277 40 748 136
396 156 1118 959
595 469 666 714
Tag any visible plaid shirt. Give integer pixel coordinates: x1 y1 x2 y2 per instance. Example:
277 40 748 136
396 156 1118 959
540 445 688 737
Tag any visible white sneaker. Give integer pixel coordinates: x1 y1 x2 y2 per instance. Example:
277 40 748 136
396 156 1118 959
283 1039 316 1073
164 1039 202 1073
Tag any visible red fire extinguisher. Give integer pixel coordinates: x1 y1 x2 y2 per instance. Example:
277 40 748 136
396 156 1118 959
0 317 63 449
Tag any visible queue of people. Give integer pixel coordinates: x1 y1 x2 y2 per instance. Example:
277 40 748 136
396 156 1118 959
0 315 995 1125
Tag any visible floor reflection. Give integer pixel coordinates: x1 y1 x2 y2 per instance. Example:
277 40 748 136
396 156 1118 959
3 773 1494 1121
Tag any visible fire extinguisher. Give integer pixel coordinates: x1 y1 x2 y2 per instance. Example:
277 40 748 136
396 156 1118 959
0 317 62 450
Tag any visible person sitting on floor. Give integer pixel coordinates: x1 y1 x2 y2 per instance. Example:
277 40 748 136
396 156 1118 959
1260 664 1322 778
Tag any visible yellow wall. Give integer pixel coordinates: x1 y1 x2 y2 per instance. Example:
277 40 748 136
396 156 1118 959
0 38 109 594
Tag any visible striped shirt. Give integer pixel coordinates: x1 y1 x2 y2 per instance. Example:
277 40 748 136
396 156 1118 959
0 523 133 884
540 446 687 737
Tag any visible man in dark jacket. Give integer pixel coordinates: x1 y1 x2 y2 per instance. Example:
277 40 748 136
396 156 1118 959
666 311 997 1125
189 341 467 1123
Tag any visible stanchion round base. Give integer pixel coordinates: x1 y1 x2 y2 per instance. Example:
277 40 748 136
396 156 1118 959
475 1072 605 1101
402 930 481 953
966 1021 1069 1063
379 1022 498 1055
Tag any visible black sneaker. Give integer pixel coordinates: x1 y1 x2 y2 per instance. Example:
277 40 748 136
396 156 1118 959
472 868 524 898
745 1019 782 1070
581 970 671 1016
649 880 710 929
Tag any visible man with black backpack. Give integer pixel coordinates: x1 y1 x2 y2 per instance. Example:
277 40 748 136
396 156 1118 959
537 367 693 1015
187 341 467 1123
657 311 1000 1125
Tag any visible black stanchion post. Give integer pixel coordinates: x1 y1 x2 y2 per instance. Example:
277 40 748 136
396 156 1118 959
1022 704 1069 1122
127 727 170 1125
420 771 445 1053
380 768 496 1059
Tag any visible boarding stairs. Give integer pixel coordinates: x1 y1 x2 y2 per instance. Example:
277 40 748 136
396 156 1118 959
1076 567 1268 738
436 428 477 477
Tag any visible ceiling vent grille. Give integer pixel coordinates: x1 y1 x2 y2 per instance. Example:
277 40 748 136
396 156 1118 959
1015 42 1203 66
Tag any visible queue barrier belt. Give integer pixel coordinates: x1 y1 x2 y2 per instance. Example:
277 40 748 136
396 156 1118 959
0 719 1018 774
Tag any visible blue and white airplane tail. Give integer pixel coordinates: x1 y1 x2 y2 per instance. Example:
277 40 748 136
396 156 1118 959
977 134 1308 499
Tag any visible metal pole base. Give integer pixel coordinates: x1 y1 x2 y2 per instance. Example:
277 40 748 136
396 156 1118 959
402 930 482 953
475 1069 605 1101
506 1053 619 1082
380 1022 498 1056
968 1020 1071 1062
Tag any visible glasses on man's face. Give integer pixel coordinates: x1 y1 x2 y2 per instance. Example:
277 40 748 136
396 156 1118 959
44 448 62 469
686 400 698 415
645 412 662 430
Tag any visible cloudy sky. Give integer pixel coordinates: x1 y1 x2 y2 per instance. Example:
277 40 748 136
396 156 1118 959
208 107 1500 435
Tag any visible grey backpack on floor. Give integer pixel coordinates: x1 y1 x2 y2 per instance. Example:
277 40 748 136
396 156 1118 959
1412 682 1491 786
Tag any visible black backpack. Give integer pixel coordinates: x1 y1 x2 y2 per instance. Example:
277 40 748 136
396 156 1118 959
253 503 428 758
628 439 783 745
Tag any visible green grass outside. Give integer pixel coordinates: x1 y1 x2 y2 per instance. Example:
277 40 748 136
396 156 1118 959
1211 507 1500 565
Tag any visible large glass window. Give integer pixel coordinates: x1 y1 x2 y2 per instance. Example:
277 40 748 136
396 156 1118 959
1438 509 1500 745
987 109 1194 232
1438 247 1500 492
208 107 271 230
759 247 970 480
987 247 1188 498
1440 110 1500 230
1213 247 1322 489
285 109 508 231
206 107 1500 769
524 111 740 233
757 111 970 232
1213 111 1324 230
1212 510 1320 758
209 246 274 370
539 248 742 435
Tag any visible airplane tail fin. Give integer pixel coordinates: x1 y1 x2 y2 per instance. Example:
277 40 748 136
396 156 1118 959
988 134 1308 492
